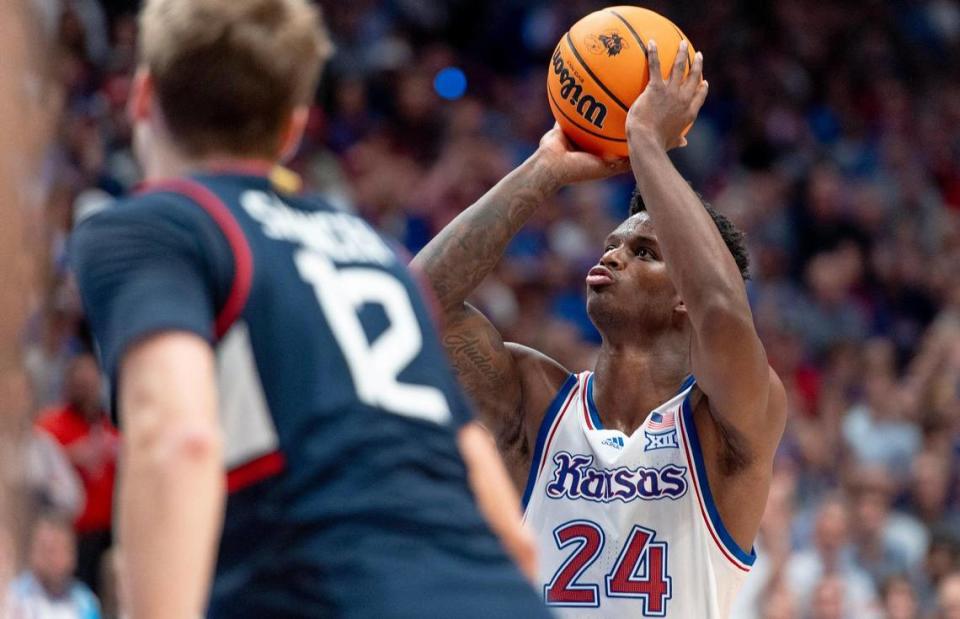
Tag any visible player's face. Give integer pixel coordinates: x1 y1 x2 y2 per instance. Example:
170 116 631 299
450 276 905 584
585 212 682 336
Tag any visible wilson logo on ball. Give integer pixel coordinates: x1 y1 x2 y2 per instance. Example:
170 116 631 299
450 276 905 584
585 31 628 57
550 48 608 129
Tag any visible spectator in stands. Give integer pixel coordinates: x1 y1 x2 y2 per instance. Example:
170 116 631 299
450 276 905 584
24 427 85 518
880 575 920 619
36 353 118 592
785 495 878 613
938 572 960 619
847 465 927 582
842 340 922 475
6 511 101 618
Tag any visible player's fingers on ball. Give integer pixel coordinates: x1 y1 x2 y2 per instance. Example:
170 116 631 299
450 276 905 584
669 40 688 86
685 51 704 95
646 40 663 85
690 80 709 114
605 158 631 175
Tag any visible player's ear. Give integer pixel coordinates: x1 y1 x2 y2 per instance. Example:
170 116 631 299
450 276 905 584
278 106 310 163
128 67 153 124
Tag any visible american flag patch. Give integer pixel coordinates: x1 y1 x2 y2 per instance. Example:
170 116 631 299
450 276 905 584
647 411 676 431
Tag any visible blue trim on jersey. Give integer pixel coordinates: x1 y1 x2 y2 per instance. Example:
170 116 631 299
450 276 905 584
585 374 603 430
680 388 757 566
522 374 579 510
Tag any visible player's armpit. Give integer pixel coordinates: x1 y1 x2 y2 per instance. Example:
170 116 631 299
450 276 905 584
458 422 537 583
118 331 224 619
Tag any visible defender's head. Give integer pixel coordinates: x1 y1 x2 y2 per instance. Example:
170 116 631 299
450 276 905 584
130 0 333 170
585 188 749 338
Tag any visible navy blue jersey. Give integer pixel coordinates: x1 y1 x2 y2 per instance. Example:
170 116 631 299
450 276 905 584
71 173 548 618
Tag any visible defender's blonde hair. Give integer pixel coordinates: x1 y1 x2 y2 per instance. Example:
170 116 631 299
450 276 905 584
139 0 332 157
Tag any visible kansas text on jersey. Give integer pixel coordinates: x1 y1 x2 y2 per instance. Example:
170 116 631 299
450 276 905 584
523 371 756 619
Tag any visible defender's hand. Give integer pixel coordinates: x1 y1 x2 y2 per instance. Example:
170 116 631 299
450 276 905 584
626 40 707 151
533 125 629 190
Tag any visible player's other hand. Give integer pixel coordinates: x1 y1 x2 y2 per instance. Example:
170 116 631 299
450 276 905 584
534 125 629 189
626 40 708 151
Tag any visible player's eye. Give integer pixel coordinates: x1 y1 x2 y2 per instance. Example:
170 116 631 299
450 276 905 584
603 244 617 253
636 247 650 258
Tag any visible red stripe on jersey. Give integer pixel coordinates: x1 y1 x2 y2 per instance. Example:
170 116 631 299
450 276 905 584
139 179 254 340
227 451 286 493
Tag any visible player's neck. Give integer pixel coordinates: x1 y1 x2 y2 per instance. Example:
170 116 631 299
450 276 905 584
141 137 276 182
591 337 689 434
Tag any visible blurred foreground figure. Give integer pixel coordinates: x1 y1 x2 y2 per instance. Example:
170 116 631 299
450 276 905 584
70 1 548 617
0 0 63 599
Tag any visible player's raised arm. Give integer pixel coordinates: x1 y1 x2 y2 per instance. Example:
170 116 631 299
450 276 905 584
624 42 786 460
412 130 627 449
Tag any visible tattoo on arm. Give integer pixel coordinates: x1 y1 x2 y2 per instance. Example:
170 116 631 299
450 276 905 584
440 308 525 452
444 333 503 387
413 159 557 311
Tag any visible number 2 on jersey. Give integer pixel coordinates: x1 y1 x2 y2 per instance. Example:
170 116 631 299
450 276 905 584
546 521 671 615
295 249 451 424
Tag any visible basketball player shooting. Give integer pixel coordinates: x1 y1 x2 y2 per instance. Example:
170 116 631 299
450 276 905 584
414 42 787 618
69 1 549 617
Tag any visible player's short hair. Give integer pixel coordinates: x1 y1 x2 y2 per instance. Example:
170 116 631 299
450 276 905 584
629 188 750 280
139 0 333 158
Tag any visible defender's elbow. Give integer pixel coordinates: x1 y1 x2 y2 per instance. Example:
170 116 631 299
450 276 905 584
127 413 223 474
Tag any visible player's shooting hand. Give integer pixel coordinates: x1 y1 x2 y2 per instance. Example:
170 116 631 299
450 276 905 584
534 124 629 189
626 40 707 151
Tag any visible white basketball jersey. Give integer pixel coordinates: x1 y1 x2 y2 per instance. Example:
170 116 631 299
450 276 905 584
522 372 755 618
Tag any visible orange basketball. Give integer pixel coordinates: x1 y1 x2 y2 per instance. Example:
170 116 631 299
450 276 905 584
547 6 695 158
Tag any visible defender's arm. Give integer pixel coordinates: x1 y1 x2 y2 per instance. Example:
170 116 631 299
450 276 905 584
119 333 224 619
458 422 536 582
625 43 785 459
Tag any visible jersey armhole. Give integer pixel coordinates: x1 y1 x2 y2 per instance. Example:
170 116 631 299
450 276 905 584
521 373 579 510
678 389 757 571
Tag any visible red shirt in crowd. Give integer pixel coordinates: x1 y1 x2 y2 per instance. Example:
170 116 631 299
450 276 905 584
37 404 119 533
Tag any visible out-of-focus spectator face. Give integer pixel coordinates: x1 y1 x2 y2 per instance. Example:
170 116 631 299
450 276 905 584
64 353 102 417
912 451 950 518
807 165 843 220
29 516 77 597
938 573 960 619
848 466 893 541
762 580 798 619
810 575 846 619
882 576 918 619
805 252 850 307
927 538 960 587
853 490 889 542
814 499 849 561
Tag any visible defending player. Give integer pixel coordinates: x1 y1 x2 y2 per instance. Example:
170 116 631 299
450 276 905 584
414 42 787 617
70 1 549 617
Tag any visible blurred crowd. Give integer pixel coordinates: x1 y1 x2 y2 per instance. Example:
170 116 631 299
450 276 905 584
10 0 960 617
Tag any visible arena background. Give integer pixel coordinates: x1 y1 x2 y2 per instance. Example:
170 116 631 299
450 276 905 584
8 0 960 618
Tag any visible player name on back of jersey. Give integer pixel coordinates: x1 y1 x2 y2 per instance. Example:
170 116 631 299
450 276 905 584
545 451 688 503
240 189 396 266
